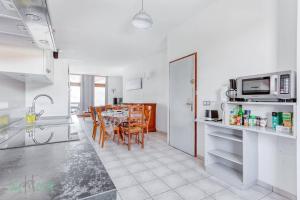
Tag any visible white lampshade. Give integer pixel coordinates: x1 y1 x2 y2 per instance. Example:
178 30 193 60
132 10 153 29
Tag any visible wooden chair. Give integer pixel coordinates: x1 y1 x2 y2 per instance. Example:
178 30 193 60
95 107 121 148
89 106 99 140
121 105 145 150
112 105 122 110
105 104 113 111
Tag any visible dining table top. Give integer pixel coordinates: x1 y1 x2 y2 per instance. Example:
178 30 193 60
101 110 128 117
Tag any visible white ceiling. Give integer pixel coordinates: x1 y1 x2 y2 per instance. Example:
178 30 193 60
47 0 213 68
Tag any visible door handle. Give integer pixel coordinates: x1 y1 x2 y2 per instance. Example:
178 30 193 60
270 75 278 95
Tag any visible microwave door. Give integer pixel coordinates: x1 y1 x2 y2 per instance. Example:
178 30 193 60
242 77 270 96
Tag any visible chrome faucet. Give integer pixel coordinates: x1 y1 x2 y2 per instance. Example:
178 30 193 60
31 94 54 119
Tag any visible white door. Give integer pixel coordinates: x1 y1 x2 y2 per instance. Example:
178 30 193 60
169 54 197 156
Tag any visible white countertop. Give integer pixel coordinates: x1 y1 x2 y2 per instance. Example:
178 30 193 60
196 119 296 139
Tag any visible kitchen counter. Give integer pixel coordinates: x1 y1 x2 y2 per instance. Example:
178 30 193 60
197 119 296 139
0 116 116 200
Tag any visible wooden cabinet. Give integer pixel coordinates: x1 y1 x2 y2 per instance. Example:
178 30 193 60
124 103 156 132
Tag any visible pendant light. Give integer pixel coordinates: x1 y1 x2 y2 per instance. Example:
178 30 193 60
132 0 153 29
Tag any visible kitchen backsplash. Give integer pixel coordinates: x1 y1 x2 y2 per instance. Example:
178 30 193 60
0 107 26 129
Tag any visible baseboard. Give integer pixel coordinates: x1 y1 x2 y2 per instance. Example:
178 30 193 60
273 186 296 200
156 130 167 134
256 180 273 191
257 180 296 200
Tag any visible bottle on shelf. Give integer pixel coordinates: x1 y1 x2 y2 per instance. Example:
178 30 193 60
236 105 244 126
243 110 251 127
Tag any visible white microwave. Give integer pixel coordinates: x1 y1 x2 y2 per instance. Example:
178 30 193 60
236 71 296 101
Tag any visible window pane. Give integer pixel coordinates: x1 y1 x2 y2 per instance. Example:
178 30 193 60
70 74 81 83
94 87 105 106
70 86 81 103
95 76 106 84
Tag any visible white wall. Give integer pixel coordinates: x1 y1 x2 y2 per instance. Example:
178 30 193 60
69 63 124 76
167 0 297 195
123 51 169 133
0 74 25 109
107 76 123 105
25 60 69 117
297 1 300 198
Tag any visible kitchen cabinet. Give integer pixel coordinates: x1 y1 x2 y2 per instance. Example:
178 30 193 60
0 45 54 83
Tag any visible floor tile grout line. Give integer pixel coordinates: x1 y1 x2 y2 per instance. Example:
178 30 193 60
85 122 287 200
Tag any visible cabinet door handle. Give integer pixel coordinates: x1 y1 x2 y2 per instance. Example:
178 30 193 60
46 69 51 74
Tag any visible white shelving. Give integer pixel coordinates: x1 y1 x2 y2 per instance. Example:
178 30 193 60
204 122 258 189
203 100 296 189
208 149 243 165
226 101 296 106
208 131 242 143
201 120 296 139
224 101 297 138
206 163 243 188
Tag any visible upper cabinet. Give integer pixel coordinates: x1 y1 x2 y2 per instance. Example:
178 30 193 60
0 45 54 83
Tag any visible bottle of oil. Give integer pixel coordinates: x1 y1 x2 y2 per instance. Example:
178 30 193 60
26 108 36 123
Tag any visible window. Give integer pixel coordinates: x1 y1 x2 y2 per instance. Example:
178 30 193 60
70 74 81 114
94 76 106 106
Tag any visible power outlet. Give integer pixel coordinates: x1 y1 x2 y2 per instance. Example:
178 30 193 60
203 101 211 106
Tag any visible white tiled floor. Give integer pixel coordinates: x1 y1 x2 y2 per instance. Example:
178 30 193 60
81 120 292 200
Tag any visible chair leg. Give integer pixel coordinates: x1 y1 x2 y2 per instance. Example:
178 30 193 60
92 124 97 140
141 131 144 149
98 128 103 144
135 134 138 143
113 131 115 142
121 129 125 143
117 129 120 144
101 132 105 148
128 133 131 151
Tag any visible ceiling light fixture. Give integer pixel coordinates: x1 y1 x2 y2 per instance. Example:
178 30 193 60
132 0 153 29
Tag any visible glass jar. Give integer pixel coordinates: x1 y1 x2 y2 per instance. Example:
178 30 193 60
260 117 268 127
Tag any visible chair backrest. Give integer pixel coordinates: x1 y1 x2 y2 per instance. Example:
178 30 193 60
105 104 113 111
112 105 122 110
95 107 106 131
128 105 144 127
144 106 152 125
89 106 97 123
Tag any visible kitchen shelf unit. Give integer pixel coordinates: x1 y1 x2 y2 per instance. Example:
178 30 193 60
204 122 258 189
208 131 243 143
208 149 243 165
226 101 296 106
224 101 297 138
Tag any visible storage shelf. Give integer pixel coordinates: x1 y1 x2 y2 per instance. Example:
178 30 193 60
226 101 296 106
206 163 243 188
208 132 242 143
208 149 243 165
198 120 296 139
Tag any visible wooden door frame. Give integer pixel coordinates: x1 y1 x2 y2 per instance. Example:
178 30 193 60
169 52 198 157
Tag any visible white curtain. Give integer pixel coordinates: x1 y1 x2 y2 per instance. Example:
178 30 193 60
80 75 94 113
